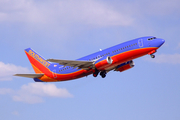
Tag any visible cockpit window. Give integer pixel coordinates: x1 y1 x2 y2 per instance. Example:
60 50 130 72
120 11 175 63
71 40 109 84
148 37 156 40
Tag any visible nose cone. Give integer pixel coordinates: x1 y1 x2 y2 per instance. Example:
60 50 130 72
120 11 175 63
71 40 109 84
161 39 165 44
157 38 165 47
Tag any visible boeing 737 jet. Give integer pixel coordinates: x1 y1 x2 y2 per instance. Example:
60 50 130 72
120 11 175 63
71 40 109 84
14 36 165 82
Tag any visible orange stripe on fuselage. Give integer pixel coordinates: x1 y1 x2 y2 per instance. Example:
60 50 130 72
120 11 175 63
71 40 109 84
30 63 58 82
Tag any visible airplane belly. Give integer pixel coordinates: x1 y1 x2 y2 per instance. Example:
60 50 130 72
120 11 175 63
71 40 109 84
55 69 93 81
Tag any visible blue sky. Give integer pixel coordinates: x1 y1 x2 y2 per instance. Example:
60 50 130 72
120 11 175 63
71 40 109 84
0 0 180 119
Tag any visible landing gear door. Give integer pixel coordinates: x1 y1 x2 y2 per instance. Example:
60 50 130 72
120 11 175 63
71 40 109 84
138 39 143 48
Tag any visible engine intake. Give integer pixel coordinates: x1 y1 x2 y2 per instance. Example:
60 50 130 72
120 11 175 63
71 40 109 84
107 56 113 64
94 56 113 70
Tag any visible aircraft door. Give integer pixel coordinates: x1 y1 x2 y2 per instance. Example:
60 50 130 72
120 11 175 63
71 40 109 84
138 39 143 48
52 70 57 78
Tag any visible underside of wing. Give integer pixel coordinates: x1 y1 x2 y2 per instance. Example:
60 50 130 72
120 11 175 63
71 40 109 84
14 74 44 78
46 59 94 70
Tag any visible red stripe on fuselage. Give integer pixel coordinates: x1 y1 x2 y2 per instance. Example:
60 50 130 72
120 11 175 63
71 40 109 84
95 47 158 71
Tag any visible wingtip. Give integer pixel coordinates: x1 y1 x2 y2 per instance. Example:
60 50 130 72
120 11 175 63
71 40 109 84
13 74 19 76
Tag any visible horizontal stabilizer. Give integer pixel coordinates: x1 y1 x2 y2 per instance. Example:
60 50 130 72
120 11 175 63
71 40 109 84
14 73 44 78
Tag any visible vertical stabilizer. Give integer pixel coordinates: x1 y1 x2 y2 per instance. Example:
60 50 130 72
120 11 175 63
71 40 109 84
24 48 51 74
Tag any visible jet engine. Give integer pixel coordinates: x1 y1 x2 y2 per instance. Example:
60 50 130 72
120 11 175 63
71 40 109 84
115 60 135 72
106 56 113 64
94 56 113 70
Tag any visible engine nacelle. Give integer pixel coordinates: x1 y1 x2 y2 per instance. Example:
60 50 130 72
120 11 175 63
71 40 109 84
107 56 113 64
115 60 135 72
94 56 113 70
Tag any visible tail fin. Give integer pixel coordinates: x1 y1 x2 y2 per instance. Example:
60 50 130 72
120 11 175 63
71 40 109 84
25 48 51 74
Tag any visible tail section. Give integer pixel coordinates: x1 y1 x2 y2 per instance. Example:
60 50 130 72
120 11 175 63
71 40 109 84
25 48 51 74
14 48 58 82
25 48 57 82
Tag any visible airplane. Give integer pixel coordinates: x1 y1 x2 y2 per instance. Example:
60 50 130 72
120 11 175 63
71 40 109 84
14 36 165 82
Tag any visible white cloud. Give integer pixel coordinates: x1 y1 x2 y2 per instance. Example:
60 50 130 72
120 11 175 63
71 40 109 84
142 0 180 16
0 61 31 81
144 54 180 64
0 0 45 23
0 0 133 26
19 83 73 98
0 0 179 29
0 83 73 104
119 0 180 17
64 0 133 26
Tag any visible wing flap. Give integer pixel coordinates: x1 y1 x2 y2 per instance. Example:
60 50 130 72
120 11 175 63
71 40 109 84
14 74 44 78
46 59 94 69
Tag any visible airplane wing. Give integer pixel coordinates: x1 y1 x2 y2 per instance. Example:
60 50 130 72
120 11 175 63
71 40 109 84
14 74 44 78
46 59 94 70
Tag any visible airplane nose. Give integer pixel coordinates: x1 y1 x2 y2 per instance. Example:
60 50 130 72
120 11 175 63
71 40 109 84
162 39 165 44
158 39 165 47
161 39 165 45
